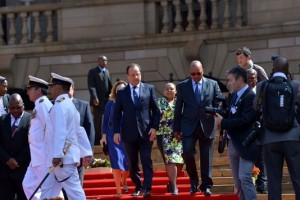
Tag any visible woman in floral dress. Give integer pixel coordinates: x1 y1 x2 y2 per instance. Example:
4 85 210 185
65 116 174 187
157 82 184 195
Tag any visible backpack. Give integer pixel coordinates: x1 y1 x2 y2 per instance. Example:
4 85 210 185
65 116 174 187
261 76 295 132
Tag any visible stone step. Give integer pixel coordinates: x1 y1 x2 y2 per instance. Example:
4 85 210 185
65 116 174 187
209 182 294 194
92 140 295 195
93 136 228 161
258 194 295 200
94 144 229 167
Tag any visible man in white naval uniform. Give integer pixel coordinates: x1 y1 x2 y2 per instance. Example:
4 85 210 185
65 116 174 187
44 73 92 199
0 76 9 117
22 76 63 200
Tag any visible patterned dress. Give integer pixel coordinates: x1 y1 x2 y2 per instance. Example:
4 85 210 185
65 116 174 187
157 97 184 164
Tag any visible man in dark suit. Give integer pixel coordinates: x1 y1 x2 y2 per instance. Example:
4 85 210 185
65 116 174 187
0 76 9 116
69 80 95 185
113 63 160 198
87 55 113 145
215 66 258 200
253 57 300 200
173 60 222 196
0 93 31 200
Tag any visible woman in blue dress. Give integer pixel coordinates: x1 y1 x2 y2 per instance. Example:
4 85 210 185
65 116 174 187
100 80 129 197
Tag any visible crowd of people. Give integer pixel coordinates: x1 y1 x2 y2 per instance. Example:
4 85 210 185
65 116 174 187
0 47 300 200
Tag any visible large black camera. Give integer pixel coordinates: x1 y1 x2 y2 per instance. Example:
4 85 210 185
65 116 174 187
242 121 261 148
205 96 227 117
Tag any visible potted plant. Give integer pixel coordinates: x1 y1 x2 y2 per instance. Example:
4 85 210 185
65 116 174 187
85 158 111 173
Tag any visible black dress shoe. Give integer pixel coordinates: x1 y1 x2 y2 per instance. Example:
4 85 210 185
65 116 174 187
256 188 268 194
202 188 212 196
190 184 198 195
166 182 171 192
131 189 142 196
143 189 151 198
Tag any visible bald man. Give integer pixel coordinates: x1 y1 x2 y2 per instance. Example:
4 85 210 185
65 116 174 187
253 56 300 199
0 93 31 200
173 60 222 196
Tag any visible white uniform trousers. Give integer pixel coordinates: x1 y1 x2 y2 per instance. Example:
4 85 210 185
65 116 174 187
23 164 63 200
45 164 86 200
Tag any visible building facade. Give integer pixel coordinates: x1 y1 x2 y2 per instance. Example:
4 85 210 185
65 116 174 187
0 0 300 101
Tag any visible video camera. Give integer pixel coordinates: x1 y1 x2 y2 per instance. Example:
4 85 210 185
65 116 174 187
243 121 262 148
205 96 227 117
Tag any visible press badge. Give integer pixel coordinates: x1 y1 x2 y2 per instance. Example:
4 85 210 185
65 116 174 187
231 107 237 114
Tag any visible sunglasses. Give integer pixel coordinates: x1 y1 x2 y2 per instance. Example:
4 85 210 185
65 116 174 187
191 72 202 76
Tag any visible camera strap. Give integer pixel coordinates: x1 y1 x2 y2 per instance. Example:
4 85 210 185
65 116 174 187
257 81 267 108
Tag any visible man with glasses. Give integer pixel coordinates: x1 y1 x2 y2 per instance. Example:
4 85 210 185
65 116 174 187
0 76 9 116
173 60 222 196
44 73 89 199
237 48 268 194
22 75 63 200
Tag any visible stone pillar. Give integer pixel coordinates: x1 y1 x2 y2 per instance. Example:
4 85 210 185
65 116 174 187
186 0 195 32
173 0 183 33
161 0 169 34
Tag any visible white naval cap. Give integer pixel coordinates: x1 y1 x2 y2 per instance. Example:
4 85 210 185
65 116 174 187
48 73 72 87
0 76 6 83
26 75 48 89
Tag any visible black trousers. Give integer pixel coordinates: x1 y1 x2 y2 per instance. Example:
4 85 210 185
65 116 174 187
92 106 104 145
182 125 214 191
263 141 300 200
0 177 27 200
124 136 153 191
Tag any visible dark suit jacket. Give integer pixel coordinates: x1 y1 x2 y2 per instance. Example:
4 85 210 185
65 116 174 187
0 111 31 180
1 94 10 114
87 66 112 110
173 77 222 138
221 87 258 162
254 77 300 145
113 83 160 142
73 98 95 147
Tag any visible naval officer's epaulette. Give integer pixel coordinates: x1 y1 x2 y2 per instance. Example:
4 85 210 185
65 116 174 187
39 98 44 103
56 97 65 103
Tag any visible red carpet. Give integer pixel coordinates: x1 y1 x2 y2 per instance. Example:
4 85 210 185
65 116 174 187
83 170 238 200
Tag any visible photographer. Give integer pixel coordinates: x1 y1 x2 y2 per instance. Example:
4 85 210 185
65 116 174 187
215 66 258 200
253 57 300 200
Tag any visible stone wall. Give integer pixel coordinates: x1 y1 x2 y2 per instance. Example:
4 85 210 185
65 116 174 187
1 0 300 102
59 2 156 41
248 0 300 25
9 33 300 102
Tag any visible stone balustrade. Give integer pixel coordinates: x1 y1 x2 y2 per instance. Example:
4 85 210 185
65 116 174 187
155 0 247 34
0 3 59 45
0 0 249 46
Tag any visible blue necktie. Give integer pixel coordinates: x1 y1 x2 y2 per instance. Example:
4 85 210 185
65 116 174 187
195 84 201 104
133 86 139 105
231 93 238 106
11 117 18 138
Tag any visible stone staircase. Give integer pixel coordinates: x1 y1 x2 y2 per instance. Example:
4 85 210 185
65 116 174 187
92 136 295 200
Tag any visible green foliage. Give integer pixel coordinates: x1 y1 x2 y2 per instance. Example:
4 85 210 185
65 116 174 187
89 158 110 168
